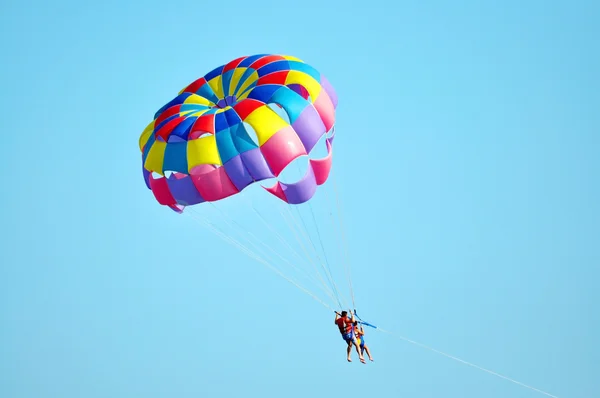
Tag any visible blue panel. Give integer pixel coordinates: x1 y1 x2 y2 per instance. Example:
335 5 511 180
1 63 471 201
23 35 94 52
196 83 219 104
180 103 210 113
239 80 257 96
287 61 321 81
154 93 191 118
257 60 290 77
230 124 258 153
142 166 151 189
215 127 239 163
153 113 179 135
204 64 224 82
238 54 268 68
233 68 258 94
269 86 310 123
246 84 281 103
224 108 241 126
163 142 188 173
214 112 229 133
170 116 196 140
221 69 234 96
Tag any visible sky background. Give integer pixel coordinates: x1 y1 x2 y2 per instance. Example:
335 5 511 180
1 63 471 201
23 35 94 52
1 0 599 397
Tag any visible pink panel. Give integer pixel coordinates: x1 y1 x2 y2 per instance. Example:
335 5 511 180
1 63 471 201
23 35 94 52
190 164 239 201
309 139 333 185
171 172 188 180
313 90 335 131
263 181 287 202
149 175 177 205
260 125 307 176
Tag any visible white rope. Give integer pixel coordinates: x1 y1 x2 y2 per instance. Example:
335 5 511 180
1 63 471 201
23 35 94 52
204 202 334 301
251 204 338 305
323 184 350 304
307 200 345 308
276 203 340 306
195 205 283 274
377 328 560 398
284 202 346 309
331 170 355 309
184 210 333 310
292 157 346 308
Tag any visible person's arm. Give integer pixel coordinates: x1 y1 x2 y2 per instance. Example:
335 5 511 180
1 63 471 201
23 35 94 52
334 311 340 323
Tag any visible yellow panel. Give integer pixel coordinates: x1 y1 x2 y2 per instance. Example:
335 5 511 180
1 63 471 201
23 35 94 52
178 110 198 117
237 70 259 96
244 105 289 145
183 94 213 107
285 70 322 101
144 140 167 174
282 55 303 62
187 135 222 171
207 75 224 100
190 109 210 117
229 67 247 96
138 121 155 152
236 90 251 101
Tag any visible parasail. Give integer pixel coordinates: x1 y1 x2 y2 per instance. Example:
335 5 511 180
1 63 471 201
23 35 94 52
139 54 338 212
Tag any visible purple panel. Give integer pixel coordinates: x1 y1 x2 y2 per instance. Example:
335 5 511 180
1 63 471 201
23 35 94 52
166 174 206 206
240 147 274 181
327 127 336 144
280 165 317 204
169 204 185 213
223 155 254 191
167 135 186 143
291 106 326 153
217 95 237 108
142 166 151 189
287 84 308 99
320 75 338 109
226 95 237 105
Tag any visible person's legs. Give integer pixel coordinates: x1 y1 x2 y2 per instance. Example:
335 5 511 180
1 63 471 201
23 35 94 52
346 341 352 361
363 344 373 361
343 334 353 361
352 339 365 363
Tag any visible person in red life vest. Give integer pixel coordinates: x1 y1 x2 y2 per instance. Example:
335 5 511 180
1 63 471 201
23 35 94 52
353 321 374 361
335 310 365 363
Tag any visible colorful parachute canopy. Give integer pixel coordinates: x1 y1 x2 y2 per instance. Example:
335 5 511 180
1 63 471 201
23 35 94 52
139 54 338 213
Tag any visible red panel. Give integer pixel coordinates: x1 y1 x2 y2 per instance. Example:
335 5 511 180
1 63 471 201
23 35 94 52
250 55 285 70
223 56 246 73
257 70 289 86
190 113 215 136
182 77 207 94
155 115 185 141
155 104 181 127
233 99 264 120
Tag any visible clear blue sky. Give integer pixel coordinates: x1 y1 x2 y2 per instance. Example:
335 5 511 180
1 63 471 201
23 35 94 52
1 0 598 397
